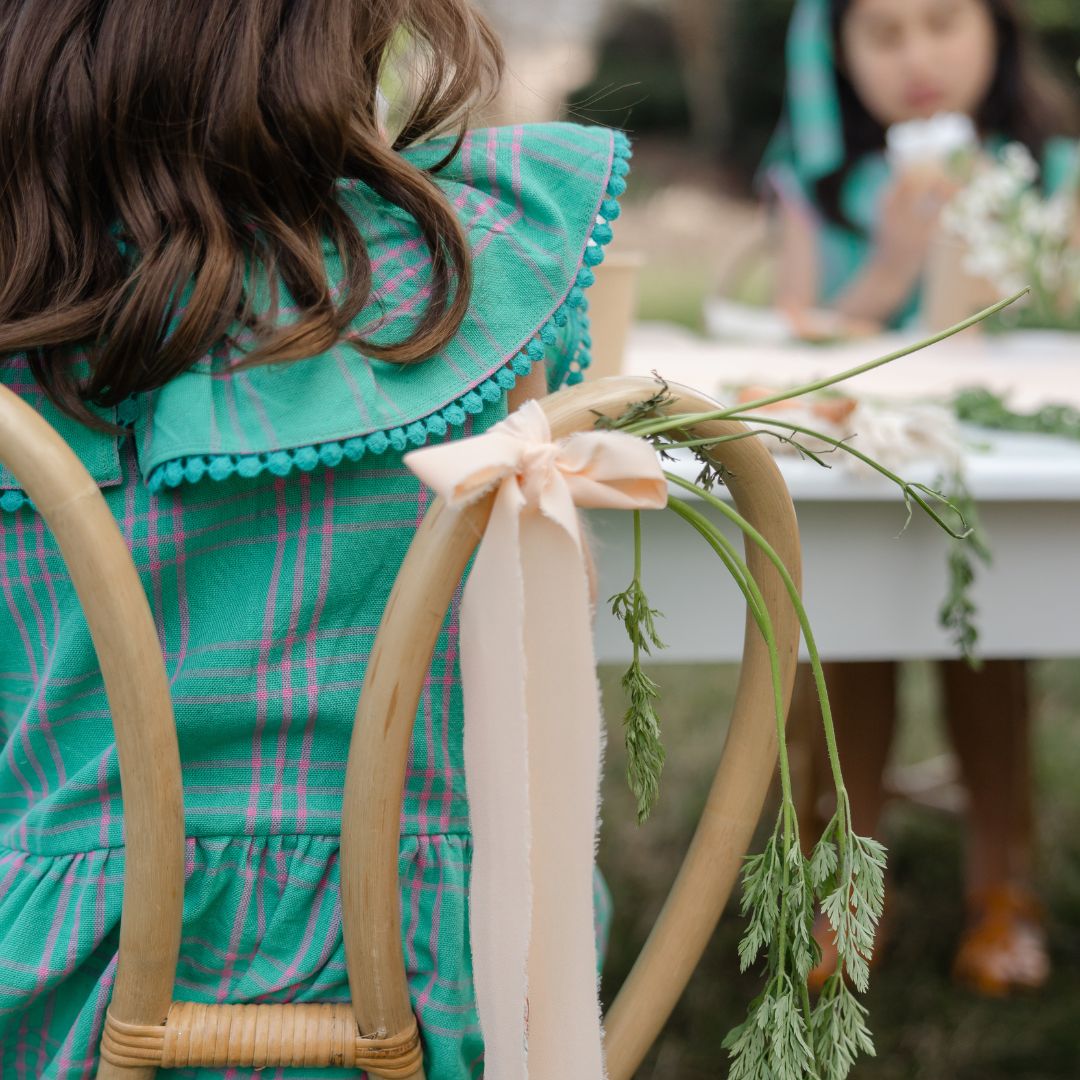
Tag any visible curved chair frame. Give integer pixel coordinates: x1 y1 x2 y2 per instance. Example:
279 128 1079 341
342 378 802 1079
0 376 801 1079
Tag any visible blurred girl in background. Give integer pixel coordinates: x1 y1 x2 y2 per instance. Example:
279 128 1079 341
763 0 1078 996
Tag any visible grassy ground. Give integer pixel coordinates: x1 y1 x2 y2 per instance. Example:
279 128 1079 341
596 660 1080 1079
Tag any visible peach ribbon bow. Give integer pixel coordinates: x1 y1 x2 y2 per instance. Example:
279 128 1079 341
406 400 667 1080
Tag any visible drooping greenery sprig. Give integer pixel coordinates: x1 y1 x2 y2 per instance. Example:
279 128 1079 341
600 290 1025 1080
938 475 992 665
608 511 667 824
946 385 1080 660
665 479 885 1080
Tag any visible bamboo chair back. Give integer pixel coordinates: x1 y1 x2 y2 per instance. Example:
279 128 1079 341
0 376 801 1080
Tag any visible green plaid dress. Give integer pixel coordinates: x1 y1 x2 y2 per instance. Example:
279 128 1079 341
0 122 629 1079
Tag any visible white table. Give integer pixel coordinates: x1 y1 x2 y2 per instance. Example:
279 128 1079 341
590 326 1080 664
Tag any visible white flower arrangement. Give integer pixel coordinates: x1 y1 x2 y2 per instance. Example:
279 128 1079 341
942 142 1080 329
886 112 978 172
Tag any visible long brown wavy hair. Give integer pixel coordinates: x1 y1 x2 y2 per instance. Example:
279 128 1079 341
0 0 503 424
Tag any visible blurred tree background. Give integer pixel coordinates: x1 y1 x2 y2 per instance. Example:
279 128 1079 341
572 0 1080 191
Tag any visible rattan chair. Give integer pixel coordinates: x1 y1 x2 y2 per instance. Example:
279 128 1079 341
0 375 801 1079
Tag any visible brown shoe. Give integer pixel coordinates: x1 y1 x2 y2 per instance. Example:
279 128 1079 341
952 884 1050 997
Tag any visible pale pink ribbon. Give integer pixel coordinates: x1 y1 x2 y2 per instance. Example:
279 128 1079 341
406 400 667 1079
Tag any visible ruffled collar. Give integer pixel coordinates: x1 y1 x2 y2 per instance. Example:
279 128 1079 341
0 123 629 505
135 123 628 492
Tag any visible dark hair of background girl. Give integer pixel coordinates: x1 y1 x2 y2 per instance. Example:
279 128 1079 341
0 1 503 426
817 0 1080 231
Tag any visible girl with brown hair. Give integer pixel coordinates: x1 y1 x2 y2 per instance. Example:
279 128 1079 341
765 0 1078 996
0 2 629 1074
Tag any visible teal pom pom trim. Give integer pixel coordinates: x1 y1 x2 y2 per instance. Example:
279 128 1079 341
294 446 320 471
583 243 605 267
510 353 533 376
143 129 629 497
236 456 262 479
0 490 31 513
425 412 449 436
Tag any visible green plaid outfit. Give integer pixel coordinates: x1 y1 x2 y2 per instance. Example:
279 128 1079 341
0 122 629 1078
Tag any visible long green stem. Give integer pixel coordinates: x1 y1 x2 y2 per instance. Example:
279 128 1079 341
659 418 968 540
666 500 763 619
625 291 1026 438
667 495 797 979
709 415 969 537
665 473 847 815
667 497 790 805
630 512 645 770
632 509 642 582
664 427 839 469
